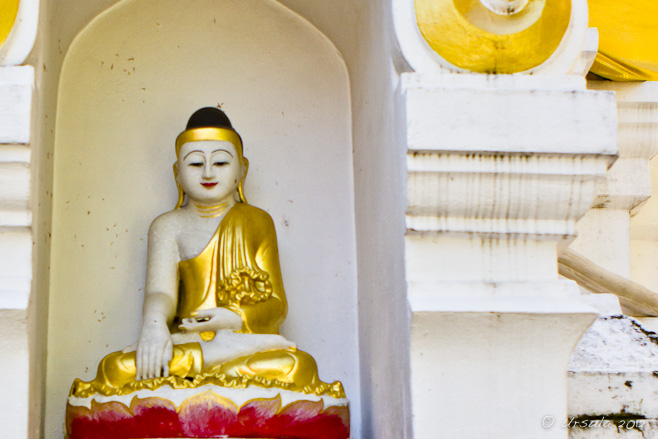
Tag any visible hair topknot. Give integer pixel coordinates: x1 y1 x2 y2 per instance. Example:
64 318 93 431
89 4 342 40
186 107 234 131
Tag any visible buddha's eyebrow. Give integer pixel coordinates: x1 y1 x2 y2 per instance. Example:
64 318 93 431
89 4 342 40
183 150 203 159
211 149 234 157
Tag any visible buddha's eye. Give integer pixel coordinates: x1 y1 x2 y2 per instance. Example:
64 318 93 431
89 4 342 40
188 162 203 167
213 162 229 167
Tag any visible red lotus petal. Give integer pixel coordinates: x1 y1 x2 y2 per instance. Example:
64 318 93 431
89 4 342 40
66 392 349 439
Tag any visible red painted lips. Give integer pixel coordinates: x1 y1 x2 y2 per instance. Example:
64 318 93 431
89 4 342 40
201 182 218 188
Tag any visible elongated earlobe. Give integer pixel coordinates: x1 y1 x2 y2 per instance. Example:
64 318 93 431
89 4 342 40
173 162 185 209
238 158 249 203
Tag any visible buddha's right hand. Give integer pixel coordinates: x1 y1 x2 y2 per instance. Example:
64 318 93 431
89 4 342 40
179 307 242 333
135 320 173 380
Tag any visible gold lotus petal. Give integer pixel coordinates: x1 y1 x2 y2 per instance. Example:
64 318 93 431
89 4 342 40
415 0 572 73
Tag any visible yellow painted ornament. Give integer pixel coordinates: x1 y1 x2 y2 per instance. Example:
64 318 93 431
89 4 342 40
589 0 658 82
0 0 20 48
415 0 572 74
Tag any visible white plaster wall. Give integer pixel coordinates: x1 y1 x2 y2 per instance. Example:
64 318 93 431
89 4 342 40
293 2 414 437
30 0 125 436
277 2 413 436
45 1 359 437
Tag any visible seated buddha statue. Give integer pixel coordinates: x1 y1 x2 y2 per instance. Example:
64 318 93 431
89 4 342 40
68 108 346 423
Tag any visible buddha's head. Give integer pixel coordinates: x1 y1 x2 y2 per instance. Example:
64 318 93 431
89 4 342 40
174 108 249 208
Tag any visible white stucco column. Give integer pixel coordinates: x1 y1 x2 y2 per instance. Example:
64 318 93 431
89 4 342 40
0 65 34 439
402 73 614 439
571 81 658 279
0 0 39 435
390 0 619 436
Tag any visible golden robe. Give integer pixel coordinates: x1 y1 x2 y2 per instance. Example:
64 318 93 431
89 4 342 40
70 203 344 399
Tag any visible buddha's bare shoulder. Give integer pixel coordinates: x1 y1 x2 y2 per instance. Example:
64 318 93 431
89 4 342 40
148 209 186 241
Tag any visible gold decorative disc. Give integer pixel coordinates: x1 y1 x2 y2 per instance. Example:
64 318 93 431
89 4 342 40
415 0 572 73
0 0 20 49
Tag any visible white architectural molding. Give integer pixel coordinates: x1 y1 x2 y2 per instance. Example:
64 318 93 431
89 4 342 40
0 161 31 226
0 62 33 438
0 66 33 310
587 82 658 212
407 153 610 240
403 73 617 155
391 0 445 75
570 81 658 286
0 0 40 66
0 144 30 161
571 28 599 77
589 81 658 208
617 102 658 159
0 66 34 143
0 227 31 310
0 66 34 310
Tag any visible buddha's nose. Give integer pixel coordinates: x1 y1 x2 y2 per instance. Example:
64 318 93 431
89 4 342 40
203 163 214 179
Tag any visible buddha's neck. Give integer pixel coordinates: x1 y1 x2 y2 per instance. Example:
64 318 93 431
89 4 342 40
190 200 233 218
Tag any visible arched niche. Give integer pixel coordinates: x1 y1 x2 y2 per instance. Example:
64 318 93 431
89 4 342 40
45 0 359 436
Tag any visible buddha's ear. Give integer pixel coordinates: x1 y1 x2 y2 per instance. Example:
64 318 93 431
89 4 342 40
238 158 249 203
172 162 185 209
241 157 249 178
242 157 249 175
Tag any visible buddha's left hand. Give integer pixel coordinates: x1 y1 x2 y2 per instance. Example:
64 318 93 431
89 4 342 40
179 307 242 333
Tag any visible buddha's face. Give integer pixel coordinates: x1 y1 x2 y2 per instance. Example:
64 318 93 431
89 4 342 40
177 140 244 205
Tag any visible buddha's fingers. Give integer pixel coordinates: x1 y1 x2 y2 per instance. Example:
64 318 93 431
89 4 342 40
139 345 146 380
136 345 143 381
154 347 161 378
147 345 156 379
162 340 173 378
143 345 152 380
155 342 165 378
